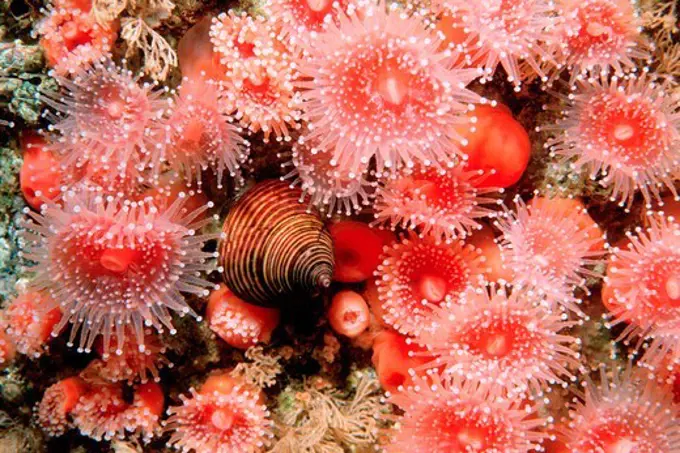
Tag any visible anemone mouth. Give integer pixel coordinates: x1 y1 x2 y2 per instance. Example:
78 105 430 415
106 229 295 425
418 403 511 450
376 237 484 337
329 45 442 122
582 92 666 170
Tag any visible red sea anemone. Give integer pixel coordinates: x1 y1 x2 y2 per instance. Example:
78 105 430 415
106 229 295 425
330 220 385 283
162 79 248 187
2 291 62 358
373 165 500 242
206 284 281 350
602 214 680 365
374 235 486 339
434 0 559 88
494 196 606 311
387 373 547 452
38 0 119 76
456 103 531 188
178 16 228 82
19 133 64 209
165 372 272 453
560 366 680 453
554 0 649 82
71 381 163 442
545 74 680 208
210 11 302 142
298 1 482 172
371 329 431 394
328 290 370 338
40 58 169 192
36 376 88 436
19 190 219 355
422 286 580 397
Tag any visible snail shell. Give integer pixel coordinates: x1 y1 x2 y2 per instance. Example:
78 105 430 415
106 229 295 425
219 180 335 307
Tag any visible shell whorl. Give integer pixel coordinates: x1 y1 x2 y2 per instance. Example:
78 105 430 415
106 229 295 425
219 180 334 307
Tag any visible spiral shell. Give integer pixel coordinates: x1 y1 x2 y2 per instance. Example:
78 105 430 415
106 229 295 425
219 180 335 307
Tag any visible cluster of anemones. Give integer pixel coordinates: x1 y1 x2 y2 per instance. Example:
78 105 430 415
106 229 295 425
14 0 680 450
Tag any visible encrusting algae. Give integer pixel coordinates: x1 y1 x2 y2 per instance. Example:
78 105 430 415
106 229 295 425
1 0 680 452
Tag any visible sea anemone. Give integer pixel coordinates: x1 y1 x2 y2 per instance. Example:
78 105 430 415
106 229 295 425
206 284 281 350
328 290 370 338
330 220 385 283
554 0 649 81
494 196 606 310
19 133 64 209
434 0 560 88
544 73 680 208
163 79 248 187
602 214 680 365
422 286 581 397
455 103 531 188
165 372 273 453
71 381 163 442
371 329 431 394
374 235 486 339
36 376 88 436
373 165 500 242
2 291 62 358
282 137 373 217
387 373 547 452
40 58 169 192
178 16 228 82
38 0 119 76
263 0 357 38
19 190 219 355
210 11 302 142
560 366 680 453
298 1 482 172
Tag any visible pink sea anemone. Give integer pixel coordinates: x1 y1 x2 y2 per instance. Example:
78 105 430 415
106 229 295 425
374 235 486 339
545 74 680 208
387 373 547 453
162 79 248 187
560 366 680 453
165 372 272 453
282 136 373 216
554 0 649 82
422 286 580 397
210 11 303 142
40 58 169 192
38 0 119 76
298 1 482 172
602 214 680 365
434 0 560 88
494 196 606 310
19 190 219 355
373 165 500 242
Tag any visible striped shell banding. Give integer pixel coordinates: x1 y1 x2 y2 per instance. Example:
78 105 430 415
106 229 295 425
219 180 335 307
